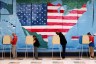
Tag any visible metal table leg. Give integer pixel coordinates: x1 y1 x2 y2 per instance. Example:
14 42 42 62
52 44 53 59
59 45 62 59
2 45 4 60
10 45 11 59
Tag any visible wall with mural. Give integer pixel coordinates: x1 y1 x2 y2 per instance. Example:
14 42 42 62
0 0 96 52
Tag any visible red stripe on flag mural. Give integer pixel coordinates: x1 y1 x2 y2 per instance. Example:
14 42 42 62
48 10 64 13
42 35 49 38
70 10 86 14
48 3 61 6
27 29 69 32
48 10 86 14
71 36 79 40
48 16 78 19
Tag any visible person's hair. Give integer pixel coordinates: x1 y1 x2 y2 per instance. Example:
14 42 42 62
33 35 37 39
87 32 91 35
56 32 62 35
12 33 16 36
33 35 36 37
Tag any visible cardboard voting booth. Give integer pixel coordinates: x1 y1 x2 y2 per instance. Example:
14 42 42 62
82 35 90 44
3 35 11 44
2 35 12 59
25 35 34 58
26 35 34 45
52 35 60 44
79 35 90 58
52 35 61 59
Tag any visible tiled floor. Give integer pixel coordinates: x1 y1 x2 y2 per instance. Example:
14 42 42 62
0 57 96 64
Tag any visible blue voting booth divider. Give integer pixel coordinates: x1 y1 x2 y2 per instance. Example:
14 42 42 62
79 36 82 44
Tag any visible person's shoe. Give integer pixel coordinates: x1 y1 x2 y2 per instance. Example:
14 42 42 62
12 57 17 59
62 57 65 59
34 58 38 60
62 58 65 60
62 57 65 58
91 56 94 58
90 56 94 60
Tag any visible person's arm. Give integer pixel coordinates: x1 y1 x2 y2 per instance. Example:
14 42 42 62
33 39 36 43
10 36 12 44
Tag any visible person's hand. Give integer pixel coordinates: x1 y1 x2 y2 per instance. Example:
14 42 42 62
10 36 12 43
33 40 36 43
90 41 92 43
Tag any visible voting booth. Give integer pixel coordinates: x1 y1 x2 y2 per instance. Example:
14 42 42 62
52 35 61 59
25 35 34 59
79 35 90 58
2 35 12 59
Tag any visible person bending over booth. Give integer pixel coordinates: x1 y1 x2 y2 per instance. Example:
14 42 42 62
56 32 67 59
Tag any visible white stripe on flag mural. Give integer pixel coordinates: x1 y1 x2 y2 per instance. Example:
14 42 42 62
48 6 86 10
22 26 73 29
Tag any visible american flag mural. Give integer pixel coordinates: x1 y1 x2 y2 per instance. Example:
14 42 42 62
16 3 87 41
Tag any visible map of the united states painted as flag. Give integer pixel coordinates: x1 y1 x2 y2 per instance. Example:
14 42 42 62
16 3 87 41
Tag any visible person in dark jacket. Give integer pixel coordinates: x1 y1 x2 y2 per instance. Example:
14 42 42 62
56 32 67 58
33 35 40 59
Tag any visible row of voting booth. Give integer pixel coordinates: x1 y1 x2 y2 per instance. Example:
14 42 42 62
1 34 92 59
25 35 61 59
52 35 92 59
2 35 35 59
2 35 91 45
1 35 61 59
